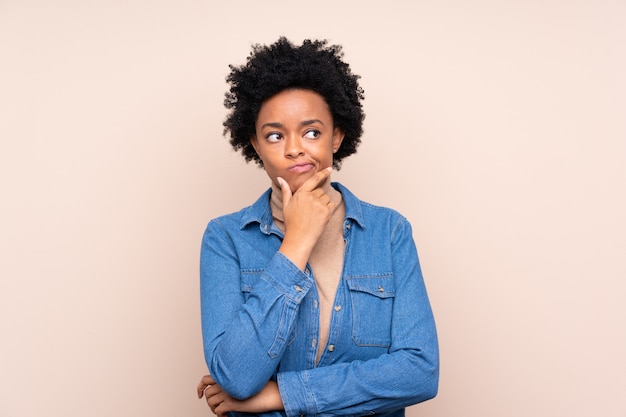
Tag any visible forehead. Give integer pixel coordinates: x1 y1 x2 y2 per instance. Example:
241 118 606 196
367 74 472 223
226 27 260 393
257 89 332 122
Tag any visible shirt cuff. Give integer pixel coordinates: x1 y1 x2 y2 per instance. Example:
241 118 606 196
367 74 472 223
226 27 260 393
262 251 313 303
278 370 317 417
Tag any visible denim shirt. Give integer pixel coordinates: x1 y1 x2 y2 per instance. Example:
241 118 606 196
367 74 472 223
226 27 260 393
200 182 439 417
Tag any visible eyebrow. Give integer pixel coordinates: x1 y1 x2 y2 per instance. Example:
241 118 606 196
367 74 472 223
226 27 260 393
260 119 325 130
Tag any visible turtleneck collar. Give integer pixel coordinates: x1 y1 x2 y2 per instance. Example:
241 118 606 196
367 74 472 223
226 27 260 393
269 178 344 232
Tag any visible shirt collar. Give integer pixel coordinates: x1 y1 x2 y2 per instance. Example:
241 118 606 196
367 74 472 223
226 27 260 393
332 182 365 228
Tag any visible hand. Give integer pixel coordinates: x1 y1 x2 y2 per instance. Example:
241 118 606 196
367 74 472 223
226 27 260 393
197 374 228 417
277 167 334 270
197 374 283 416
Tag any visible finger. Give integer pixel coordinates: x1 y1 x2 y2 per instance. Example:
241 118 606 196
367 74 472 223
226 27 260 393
311 187 324 197
309 187 328 201
196 374 215 398
297 167 332 193
214 398 231 417
203 384 221 399
207 391 225 411
277 176 292 206
197 376 210 398
203 384 214 399
206 395 219 415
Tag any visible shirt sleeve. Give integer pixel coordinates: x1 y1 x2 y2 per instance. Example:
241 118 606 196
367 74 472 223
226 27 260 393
277 217 439 416
200 219 313 400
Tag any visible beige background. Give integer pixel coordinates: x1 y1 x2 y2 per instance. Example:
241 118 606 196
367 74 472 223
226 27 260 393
1 1 624 416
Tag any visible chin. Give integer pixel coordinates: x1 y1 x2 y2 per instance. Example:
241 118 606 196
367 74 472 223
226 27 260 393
288 181 304 192
292 176 313 191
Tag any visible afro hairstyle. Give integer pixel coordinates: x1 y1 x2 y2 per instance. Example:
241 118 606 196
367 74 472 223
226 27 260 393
223 37 365 170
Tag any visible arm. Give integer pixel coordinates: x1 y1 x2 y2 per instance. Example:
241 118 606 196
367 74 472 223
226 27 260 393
200 220 311 399
201 169 336 399
197 375 283 417
277 217 439 416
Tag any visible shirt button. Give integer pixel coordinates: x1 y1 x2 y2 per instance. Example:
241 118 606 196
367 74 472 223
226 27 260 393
378 286 384 293
328 344 335 352
294 285 302 292
312 339 317 347
334 305 342 312
314 300 319 309
305 267 311 275
346 223 351 230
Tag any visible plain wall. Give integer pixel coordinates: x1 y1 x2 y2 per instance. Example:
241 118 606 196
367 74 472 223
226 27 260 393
1 1 624 416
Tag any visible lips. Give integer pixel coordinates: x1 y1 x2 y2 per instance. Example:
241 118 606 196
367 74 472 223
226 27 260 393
288 163 315 173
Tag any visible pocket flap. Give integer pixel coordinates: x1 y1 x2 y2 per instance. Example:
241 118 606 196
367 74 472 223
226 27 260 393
346 276 395 298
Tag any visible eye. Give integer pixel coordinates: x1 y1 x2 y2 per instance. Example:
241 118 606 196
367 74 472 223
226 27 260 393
265 133 282 143
304 129 321 139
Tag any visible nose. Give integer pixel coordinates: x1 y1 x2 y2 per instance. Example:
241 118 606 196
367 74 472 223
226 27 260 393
284 134 304 158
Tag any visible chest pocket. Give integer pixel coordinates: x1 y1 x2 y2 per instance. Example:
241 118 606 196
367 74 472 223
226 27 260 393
346 276 395 347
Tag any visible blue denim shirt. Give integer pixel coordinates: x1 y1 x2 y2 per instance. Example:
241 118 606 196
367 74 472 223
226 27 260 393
200 182 438 417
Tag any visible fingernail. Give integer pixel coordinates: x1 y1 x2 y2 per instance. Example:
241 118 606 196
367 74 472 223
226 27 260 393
277 177 285 188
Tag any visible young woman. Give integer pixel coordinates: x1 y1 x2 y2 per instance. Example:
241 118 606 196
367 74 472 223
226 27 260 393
197 37 438 417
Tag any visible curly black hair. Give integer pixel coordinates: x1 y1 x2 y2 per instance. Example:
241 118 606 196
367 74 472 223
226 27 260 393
223 37 365 170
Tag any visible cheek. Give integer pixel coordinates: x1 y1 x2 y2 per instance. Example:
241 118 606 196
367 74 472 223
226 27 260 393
320 148 335 162
312 142 333 157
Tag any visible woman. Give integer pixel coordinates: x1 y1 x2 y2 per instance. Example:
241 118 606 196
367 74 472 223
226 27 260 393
197 37 438 417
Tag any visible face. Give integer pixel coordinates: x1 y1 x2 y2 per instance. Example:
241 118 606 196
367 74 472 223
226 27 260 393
251 89 344 192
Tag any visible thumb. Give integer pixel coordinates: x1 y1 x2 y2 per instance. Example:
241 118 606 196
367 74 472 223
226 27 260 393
276 177 292 206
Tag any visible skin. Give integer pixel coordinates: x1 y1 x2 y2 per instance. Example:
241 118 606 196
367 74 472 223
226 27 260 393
251 88 344 270
198 88 345 415
197 374 281 416
251 88 344 193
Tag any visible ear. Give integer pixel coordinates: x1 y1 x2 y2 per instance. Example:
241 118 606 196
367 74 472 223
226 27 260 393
250 135 260 156
332 128 345 153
